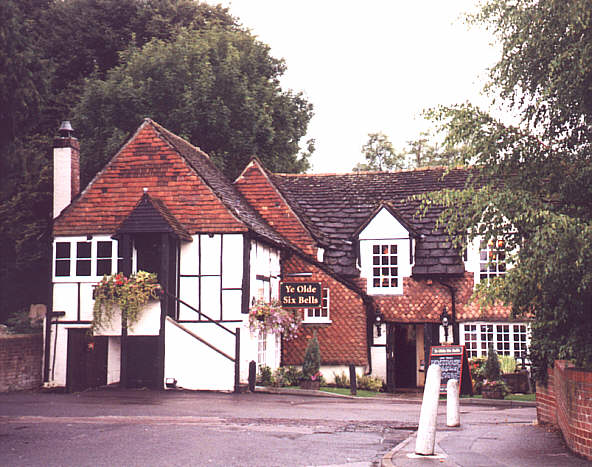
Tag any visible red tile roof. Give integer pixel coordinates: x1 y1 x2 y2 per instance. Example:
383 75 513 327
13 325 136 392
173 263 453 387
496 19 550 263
54 120 285 247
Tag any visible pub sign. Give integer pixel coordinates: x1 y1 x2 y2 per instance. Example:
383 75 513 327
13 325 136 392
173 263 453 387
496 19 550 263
280 282 321 308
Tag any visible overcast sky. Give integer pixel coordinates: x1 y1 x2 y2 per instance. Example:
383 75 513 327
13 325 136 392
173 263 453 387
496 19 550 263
209 1 499 173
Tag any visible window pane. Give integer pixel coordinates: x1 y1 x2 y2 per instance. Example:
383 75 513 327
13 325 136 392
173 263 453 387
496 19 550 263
55 260 70 276
390 245 397 254
97 259 112 276
77 242 91 258
56 242 70 258
97 241 112 258
76 260 91 276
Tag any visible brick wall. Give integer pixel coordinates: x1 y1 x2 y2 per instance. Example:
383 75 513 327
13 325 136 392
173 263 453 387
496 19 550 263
536 360 592 460
0 334 43 392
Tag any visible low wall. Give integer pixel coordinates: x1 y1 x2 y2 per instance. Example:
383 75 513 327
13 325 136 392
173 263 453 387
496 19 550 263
0 333 43 392
536 360 592 460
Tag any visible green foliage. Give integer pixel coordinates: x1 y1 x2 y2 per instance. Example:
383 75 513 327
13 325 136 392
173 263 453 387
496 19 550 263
499 355 517 374
357 374 384 392
469 357 487 394
420 0 592 382
354 132 405 172
333 371 350 388
302 333 321 380
484 344 502 381
75 27 313 183
91 271 161 334
257 366 304 387
5 309 43 334
257 365 273 386
0 0 313 324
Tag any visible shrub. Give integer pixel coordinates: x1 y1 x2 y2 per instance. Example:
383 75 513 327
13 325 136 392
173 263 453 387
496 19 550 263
357 374 384 392
257 365 273 386
334 371 350 388
469 357 487 394
302 333 321 380
272 366 303 387
484 344 502 381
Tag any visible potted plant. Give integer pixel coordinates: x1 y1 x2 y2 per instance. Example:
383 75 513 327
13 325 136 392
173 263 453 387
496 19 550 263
91 271 161 334
481 344 509 399
301 332 322 389
248 299 301 340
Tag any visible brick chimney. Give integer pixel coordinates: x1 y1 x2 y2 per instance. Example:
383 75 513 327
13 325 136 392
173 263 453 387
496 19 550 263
53 121 80 218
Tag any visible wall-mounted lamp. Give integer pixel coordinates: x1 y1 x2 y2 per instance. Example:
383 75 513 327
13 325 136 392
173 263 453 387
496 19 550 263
374 309 384 337
441 306 450 342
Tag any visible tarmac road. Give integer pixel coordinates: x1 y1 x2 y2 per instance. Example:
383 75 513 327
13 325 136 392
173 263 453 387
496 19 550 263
0 388 584 467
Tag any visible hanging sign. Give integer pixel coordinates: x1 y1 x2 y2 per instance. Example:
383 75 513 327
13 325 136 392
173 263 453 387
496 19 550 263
428 345 473 395
280 282 321 308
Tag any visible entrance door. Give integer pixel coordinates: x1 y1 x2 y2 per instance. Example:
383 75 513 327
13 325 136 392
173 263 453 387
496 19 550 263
126 336 160 388
386 324 417 391
66 329 107 392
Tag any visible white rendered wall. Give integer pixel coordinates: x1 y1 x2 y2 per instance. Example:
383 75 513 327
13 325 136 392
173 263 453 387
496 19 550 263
165 319 235 391
107 337 121 384
53 147 72 218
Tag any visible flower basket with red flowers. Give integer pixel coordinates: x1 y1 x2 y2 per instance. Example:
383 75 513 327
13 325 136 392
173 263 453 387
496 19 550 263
91 271 160 334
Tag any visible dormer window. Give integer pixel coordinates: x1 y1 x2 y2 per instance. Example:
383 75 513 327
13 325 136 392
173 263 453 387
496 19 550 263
356 204 416 295
479 238 506 283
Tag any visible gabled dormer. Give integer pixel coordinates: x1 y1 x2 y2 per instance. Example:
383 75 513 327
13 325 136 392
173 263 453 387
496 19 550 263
354 203 418 295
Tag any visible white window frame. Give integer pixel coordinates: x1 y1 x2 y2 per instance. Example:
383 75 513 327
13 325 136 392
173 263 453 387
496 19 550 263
53 236 119 282
360 238 410 295
303 288 330 323
257 330 267 369
460 322 530 360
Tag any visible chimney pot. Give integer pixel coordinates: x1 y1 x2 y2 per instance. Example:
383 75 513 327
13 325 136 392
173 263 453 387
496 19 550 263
58 121 74 138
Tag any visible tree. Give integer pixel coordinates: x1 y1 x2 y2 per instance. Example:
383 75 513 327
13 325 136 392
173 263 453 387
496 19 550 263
0 0 313 323
74 27 312 182
423 0 592 380
354 132 405 172
406 130 465 168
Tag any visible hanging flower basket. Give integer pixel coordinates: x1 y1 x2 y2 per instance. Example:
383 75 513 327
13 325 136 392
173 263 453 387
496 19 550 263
248 299 302 340
91 271 161 334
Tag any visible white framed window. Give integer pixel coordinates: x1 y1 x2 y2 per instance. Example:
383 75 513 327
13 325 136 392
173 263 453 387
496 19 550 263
257 330 267 369
303 288 330 323
460 322 530 360
479 238 506 283
53 236 119 282
372 243 399 289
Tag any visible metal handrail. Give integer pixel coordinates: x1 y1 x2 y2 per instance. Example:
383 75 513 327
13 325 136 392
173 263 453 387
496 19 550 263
161 289 236 336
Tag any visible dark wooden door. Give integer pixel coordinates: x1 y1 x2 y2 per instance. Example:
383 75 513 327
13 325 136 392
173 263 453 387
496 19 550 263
386 324 396 392
66 329 107 392
394 325 417 388
126 336 159 388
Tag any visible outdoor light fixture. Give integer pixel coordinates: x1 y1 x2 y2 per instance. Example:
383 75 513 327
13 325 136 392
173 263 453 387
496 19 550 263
165 378 177 389
374 309 384 337
441 306 450 343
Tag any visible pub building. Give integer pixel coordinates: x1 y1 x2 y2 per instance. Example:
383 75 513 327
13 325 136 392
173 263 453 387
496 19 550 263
46 119 529 392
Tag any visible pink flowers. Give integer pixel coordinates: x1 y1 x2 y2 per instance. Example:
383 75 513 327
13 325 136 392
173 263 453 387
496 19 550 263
248 299 302 341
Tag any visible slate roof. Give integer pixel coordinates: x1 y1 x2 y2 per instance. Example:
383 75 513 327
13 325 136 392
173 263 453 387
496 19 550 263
115 192 192 241
272 168 474 277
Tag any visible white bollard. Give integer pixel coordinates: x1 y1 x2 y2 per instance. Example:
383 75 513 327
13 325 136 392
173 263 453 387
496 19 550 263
415 363 442 455
446 379 460 427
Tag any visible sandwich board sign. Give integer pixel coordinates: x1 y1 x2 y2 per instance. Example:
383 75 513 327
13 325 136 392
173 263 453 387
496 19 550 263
428 345 473 395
